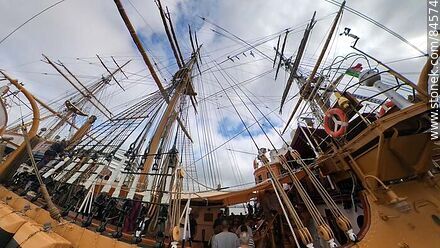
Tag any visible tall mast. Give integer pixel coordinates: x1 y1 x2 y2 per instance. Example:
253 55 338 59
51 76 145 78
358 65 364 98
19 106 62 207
282 1 345 133
113 0 199 188
156 0 184 68
279 12 316 113
114 0 169 103
43 55 116 119
42 55 129 139
139 51 199 187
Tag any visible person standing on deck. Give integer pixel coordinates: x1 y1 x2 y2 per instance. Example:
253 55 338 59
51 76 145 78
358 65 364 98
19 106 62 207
238 232 250 248
212 220 240 248
236 221 254 248
213 211 224 234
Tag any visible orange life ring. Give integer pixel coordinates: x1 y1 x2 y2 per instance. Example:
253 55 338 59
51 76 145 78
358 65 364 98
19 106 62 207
377 101 395 118
324 108 348 137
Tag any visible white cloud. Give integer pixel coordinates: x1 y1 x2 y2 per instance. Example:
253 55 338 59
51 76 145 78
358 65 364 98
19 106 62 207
0 0 428 191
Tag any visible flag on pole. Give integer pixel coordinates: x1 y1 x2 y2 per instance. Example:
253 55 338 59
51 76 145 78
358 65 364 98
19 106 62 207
345 63 363 78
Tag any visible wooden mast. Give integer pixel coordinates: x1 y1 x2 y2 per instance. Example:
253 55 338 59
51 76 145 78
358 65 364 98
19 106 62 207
42 55 128 140
157 0 184 68
113 0 169 103
113 0 198 188
279 11 316 113
282 1 345 134
139 52 198 187
43 55 114 119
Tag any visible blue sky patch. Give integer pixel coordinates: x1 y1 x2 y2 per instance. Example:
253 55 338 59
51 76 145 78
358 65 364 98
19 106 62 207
217 115 278 139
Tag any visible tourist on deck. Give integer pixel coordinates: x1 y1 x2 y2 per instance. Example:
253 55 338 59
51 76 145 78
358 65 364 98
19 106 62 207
236 220 254 248
238 232 251 248
232 215 240 232
247 203 253 217
213 211 224 234
211 220 240 248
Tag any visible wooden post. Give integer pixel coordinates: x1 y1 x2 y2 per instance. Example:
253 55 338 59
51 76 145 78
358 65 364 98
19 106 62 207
283 1 346 134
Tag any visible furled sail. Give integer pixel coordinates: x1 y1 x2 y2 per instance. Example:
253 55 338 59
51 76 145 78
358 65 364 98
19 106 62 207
0 86 9 135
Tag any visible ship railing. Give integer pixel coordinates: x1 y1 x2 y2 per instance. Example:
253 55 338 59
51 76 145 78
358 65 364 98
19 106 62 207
297 52 420 145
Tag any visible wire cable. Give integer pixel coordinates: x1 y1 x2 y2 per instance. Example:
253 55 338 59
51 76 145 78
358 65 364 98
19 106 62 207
0 0 67 46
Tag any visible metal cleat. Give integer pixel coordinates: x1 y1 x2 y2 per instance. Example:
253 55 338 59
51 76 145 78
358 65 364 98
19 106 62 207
328 238 338 247
347 229 357 242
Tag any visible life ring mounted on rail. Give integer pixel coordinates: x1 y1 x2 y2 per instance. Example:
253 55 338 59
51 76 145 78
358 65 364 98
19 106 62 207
377 101 395 118
324 108 348 138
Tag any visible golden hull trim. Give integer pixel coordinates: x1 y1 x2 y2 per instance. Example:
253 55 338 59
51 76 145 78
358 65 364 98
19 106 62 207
0 186 140 248
350 178 440 248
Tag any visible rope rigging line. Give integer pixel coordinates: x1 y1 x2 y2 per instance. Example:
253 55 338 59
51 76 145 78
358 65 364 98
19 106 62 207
0 0 68 46
208 69 259 150
69 90 166 162
202 55 321 246
215 62 290 146
195 74 214 188
324 0 426 56
212 59 338 246
199 11 338 74
199 16 275 63
212 62 277 150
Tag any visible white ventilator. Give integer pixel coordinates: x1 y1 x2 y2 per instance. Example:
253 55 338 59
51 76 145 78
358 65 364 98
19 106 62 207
359 69 412 109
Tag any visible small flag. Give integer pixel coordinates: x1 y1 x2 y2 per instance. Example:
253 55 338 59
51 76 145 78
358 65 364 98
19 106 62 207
345 63 363 78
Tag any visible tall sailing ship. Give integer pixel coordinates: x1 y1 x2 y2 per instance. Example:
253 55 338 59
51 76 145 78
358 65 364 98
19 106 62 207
0 0 438 247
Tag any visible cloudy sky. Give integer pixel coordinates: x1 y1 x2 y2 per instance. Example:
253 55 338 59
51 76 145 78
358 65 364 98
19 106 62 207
0 0 428 191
